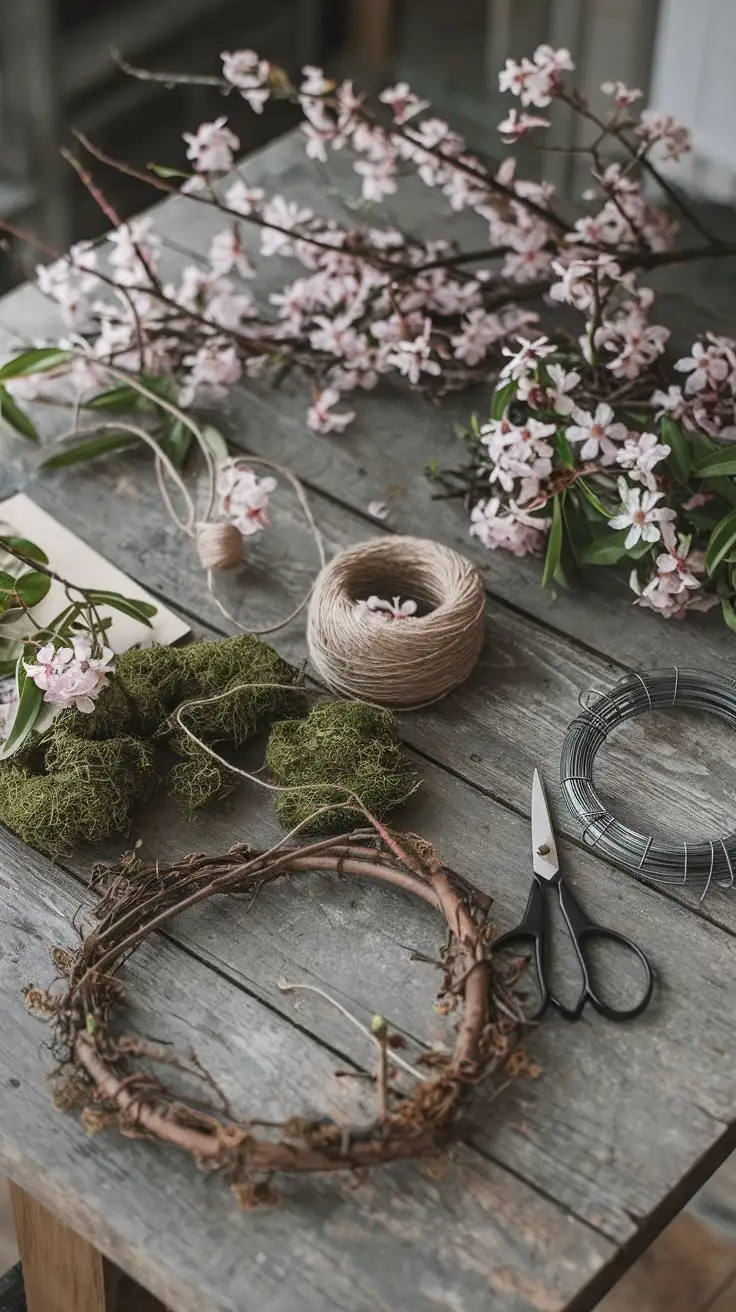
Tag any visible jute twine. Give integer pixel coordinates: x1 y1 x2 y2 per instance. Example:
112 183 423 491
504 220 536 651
307 536 486 708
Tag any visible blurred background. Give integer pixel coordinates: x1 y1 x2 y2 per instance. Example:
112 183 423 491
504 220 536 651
0 1 734 1307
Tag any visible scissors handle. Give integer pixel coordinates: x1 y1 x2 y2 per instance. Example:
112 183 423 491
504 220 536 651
557 876 655 1022
492 875 550 1020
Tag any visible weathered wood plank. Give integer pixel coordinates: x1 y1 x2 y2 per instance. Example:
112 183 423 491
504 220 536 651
0 829 612 1312
0 389 733 935
9 1182 119 1312
67 752 735 1251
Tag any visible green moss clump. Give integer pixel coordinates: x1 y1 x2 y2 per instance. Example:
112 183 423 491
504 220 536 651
63 645 185 739
266 701 417 836
0 726 156 857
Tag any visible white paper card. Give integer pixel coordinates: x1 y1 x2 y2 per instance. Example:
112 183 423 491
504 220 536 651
0 492 189 651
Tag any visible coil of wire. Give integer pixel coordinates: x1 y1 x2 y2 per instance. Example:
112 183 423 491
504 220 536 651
560 667 736 897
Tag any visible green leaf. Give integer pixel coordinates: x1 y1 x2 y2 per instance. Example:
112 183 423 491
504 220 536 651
161 418 193 470
199 423 229 464
576 479 613 519
721 596 736 633
554 429 575 469
84 590 157 626
695 448 736 478
581 530 652 566
490 379 515 421
15 571 51 608
0 537 48 566
0 387 39 441
0 348 70 381
87 385 142 411
542 495 563 589
148 163 191 180
41 432 138 469
0 654 43 760
706 508 736 576
661 417 691 483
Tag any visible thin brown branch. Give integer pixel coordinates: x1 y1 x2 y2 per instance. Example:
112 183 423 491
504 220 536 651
110 47 233 89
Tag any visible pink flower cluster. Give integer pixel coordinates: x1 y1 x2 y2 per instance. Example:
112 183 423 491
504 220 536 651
24 636 114 713
216 460 276 536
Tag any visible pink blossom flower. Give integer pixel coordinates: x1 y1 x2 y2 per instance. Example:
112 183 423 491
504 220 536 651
180 338 243 406
674 336 735 394
549 255 623 310
260 196 314 257
545 363 580 415
502 229 553 283
217 460 276 537
497 110 550 143
379 82 429 124
221 50 271 112
184 117 239 173
24 636 114 714
651 384 685 418
498 45 574 109
500 334 555 382
609 477 675 548
451 308 505 365
209 226 254 278
300 65 332 96
386 320 441 385
636 109 691 161
224 179 265 215
353 153 398 202
469 497 549 556
307 387 356 433
356 595 418 620
566 403 628 462
600 80 642 108
615 431 670 489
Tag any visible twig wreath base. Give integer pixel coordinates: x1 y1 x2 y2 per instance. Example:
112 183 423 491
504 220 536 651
36 827 529 1202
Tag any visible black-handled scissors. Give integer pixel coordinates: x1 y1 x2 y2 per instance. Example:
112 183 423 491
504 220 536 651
494 770 655 1021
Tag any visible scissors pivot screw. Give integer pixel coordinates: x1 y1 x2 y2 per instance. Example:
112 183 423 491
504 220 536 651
537 843 550 855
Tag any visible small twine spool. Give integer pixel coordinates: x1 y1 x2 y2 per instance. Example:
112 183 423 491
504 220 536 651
196 522 244 571
307 536 486 708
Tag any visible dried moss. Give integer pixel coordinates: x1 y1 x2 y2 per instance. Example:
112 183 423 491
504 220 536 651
0 635 305 853
266 701 417 835
0 726 156 857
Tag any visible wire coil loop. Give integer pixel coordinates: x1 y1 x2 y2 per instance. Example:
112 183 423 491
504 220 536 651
560 667 736 898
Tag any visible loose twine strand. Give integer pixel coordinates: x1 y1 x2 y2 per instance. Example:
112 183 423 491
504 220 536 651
59 357 326 638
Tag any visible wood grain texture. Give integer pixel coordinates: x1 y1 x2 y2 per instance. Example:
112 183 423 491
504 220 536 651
0 832 611 1312
9 1181 118 1312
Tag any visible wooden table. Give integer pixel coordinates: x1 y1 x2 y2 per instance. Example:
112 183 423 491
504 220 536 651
0 131 734 1312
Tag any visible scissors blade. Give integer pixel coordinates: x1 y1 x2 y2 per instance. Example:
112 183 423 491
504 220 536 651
531 769 560 881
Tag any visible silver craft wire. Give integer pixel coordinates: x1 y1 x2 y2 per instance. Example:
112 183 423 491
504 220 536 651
560 667 736 894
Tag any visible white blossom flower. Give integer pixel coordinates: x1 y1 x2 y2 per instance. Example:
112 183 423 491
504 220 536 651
221 50 270 112
208 227 254 279
469 497 549 556
636 109 691 161
356 595 418 620
609 477 675 548
24 636 114 714
386 320 441 385
300 65 332 96
260 196 314 257
451 308 504 365
566 403 628 462
497 110 550 143
367 500 389 520
378 82 429 124
498 45 574 109
674 336 735 395
217 461 276 537
499 335 555 381
224 179 265 215
353 153 398 202
651 384 685 417
307 388 356 433
183 117 239 173
600 80 642 108
615 431 670 489
545 363 580 415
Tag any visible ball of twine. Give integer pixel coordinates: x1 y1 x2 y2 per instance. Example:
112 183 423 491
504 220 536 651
307 536 486 708
195 522 245 571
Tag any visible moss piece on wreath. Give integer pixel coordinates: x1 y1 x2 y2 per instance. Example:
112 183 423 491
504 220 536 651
266 701 417 836
0 725 156 857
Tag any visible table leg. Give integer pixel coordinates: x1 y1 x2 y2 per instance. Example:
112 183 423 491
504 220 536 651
9 1180 119 1312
